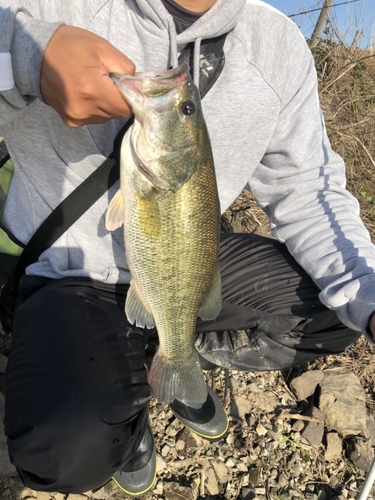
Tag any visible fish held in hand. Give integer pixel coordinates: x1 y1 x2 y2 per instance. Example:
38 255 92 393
106 64 221 406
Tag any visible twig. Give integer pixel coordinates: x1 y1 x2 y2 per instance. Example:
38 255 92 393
277 412 323 423
351 136 375 169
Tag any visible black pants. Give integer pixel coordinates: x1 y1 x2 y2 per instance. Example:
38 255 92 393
4 234 360 493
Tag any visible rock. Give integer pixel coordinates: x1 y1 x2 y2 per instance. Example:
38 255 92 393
245 391 280 414
277 474 289 488
0 393 16 478
290 370 324 401
305 493 318 500
302 407 325 447
212 461 231 483
36 494 54 500
319 369 367 438
226 457 238 468
51 494 65 500
232 395 254 419
203 464 220 495
366 414 375 445
346 436 374 471
20 489 38 499
163 482 197 500
325 432 342 460
256 423 268 436
156 453 167 473
161 444 170 457
248 382 262 393
89 486 107 499
241 487 256 500
292 420 305 432
178 428 205 452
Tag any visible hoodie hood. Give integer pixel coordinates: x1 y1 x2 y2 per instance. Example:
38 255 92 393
135 0 246 42
134 0 246 83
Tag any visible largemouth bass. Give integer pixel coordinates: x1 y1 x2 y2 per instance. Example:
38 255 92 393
106 63 221 406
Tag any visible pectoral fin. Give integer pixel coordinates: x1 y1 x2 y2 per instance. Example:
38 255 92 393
198 265 222 321
106 189 125 231
125 282 155 329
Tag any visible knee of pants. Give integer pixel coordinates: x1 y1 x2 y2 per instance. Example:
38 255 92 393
5 387 150 493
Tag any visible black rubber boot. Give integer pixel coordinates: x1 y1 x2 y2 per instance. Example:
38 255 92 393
112 425 156 497
170 385 229 440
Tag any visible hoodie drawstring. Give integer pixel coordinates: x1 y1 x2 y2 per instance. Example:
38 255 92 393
167 16 179 69
193 37 202 87
166 15 202 90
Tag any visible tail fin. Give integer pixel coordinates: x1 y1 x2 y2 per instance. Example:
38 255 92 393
148 349 207 405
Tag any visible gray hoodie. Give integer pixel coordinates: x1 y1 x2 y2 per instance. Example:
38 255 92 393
0 0 375 339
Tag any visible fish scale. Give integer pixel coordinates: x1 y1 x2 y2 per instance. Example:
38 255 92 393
106 64 222 405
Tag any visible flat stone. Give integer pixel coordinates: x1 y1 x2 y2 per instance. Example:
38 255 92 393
204 464 220 495
366 414 375 445
36 493 54 500
302 407 325 447
50 494 65 500
20 489 38 499
319 369 367 438
325 432 342 460
290 370 324 401
212 461 231 483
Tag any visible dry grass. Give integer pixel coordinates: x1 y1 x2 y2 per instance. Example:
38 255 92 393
316 43 375 241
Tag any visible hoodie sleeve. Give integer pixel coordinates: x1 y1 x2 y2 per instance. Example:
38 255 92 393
0 1 62 124
248 30 375 340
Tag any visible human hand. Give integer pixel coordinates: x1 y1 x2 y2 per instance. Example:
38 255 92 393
369 312 375 341
41 25 135 127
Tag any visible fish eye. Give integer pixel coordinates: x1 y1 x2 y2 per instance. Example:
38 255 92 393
181 100 195 116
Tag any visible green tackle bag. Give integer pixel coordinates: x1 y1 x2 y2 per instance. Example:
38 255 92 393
0 155 24 257
0 154 25 334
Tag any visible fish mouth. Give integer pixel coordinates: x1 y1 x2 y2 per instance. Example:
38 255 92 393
111 64 190 97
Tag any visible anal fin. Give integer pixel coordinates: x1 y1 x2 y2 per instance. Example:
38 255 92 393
125 283 155 329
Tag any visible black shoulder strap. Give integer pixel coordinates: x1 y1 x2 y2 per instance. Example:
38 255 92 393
0 154 11 169
3 118 133 308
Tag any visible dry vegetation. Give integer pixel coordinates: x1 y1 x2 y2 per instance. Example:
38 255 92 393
223 42 375 243
317 42 375 240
